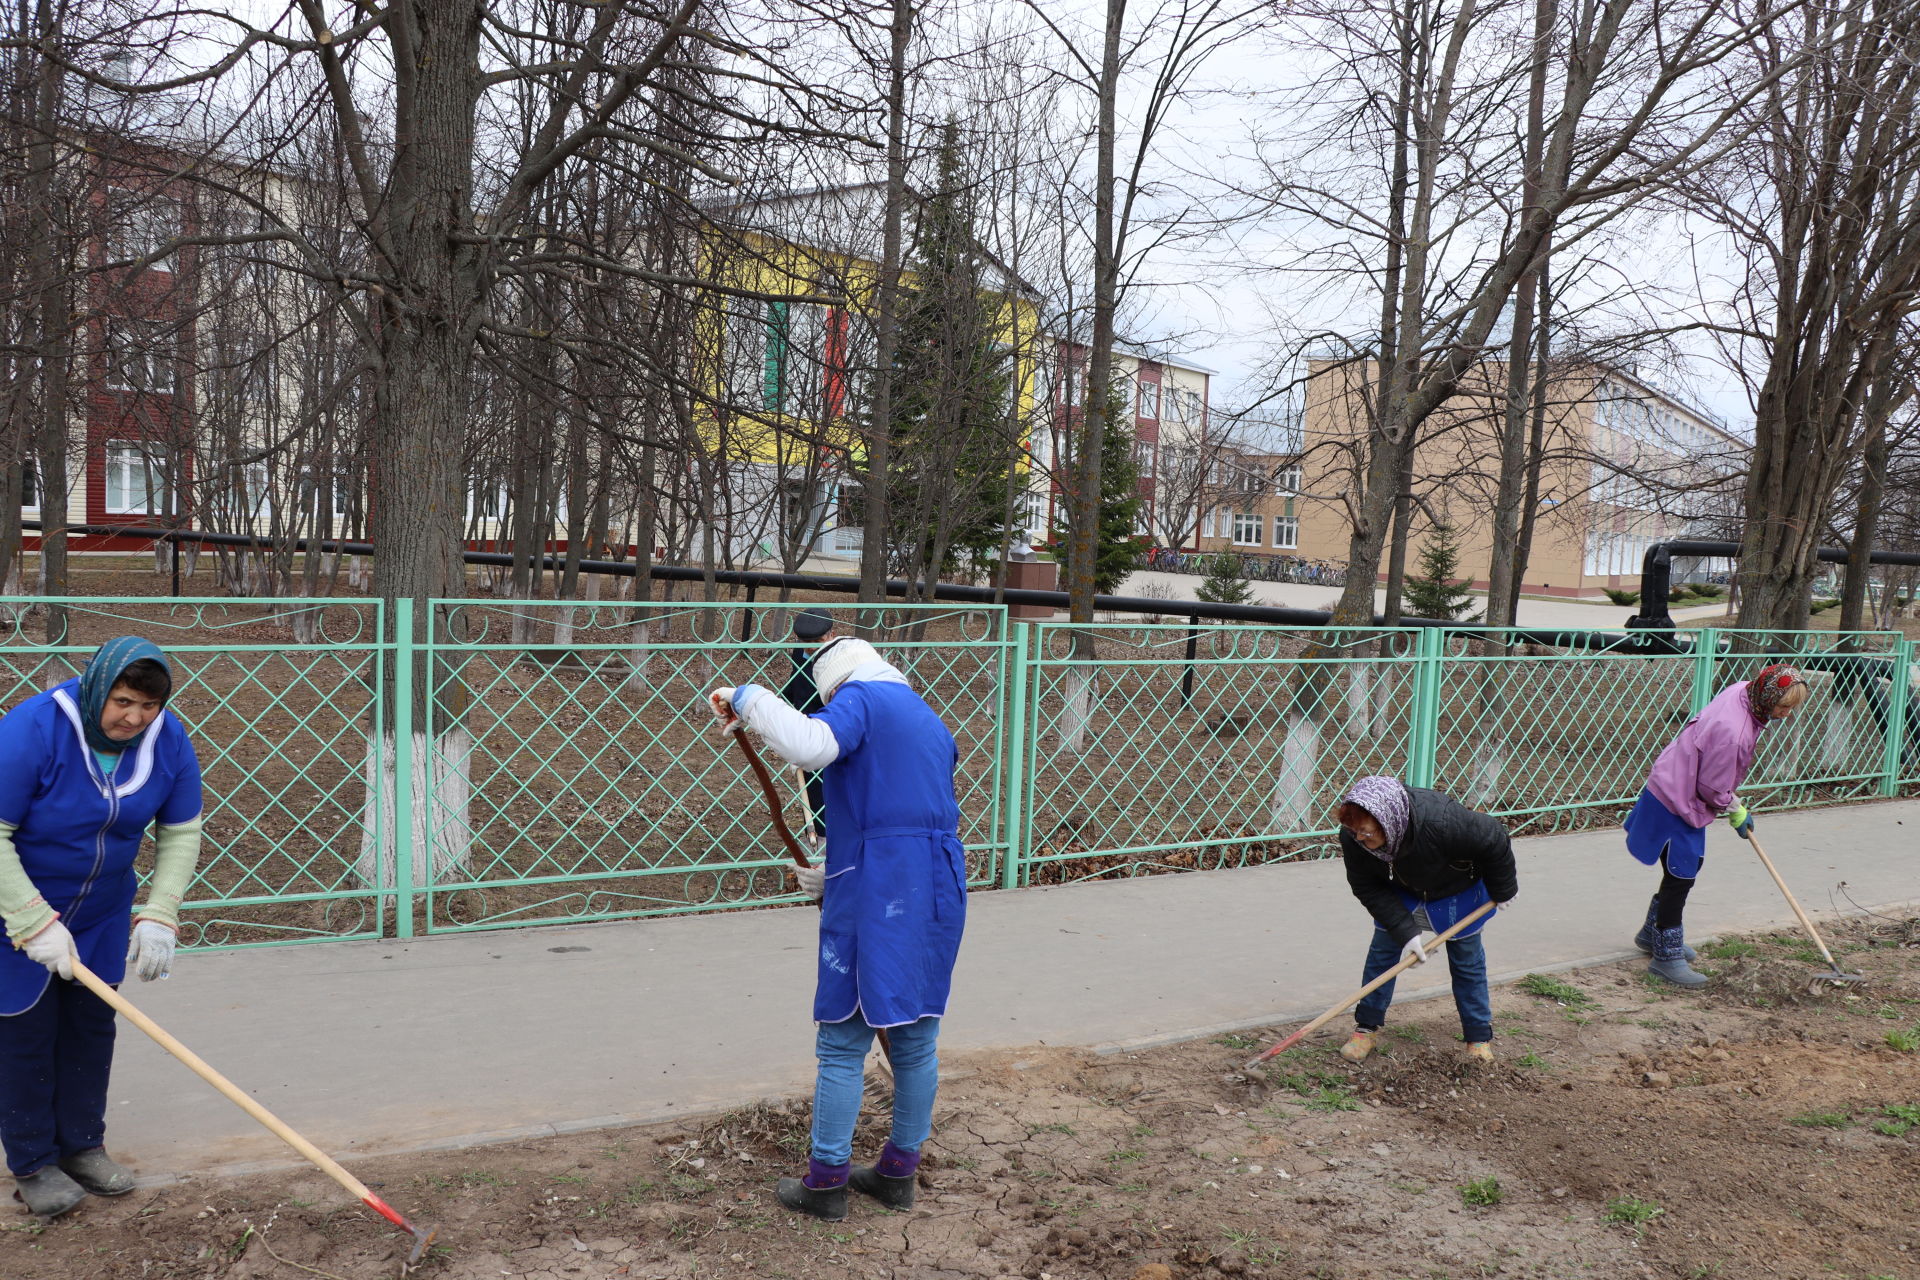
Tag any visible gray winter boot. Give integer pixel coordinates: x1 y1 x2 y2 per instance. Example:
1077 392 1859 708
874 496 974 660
59 1148 135 1196
1633 897 1696 961
1647 924 1709 987
13 1166 89 1218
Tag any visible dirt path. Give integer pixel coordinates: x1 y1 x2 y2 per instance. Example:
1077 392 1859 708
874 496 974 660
10 915 1919 1280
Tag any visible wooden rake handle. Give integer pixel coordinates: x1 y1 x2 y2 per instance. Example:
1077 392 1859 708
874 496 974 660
69 959 429 1249
1243 900 1499 1069
1742 831 1843 971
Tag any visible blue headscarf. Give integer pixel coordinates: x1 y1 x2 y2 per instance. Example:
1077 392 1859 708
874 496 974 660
78 636 170 755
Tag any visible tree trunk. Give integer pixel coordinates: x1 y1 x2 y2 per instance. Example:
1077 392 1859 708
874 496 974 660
1068 0 1127 636
856 0 914 615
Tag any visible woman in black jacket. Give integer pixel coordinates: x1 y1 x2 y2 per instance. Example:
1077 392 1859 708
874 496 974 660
1335 775 1518 1064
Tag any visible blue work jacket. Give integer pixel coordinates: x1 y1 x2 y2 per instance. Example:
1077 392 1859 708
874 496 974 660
0 680 203 1014
811 680 966 1028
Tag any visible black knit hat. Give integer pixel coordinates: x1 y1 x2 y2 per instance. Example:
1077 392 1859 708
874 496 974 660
793 608 835 641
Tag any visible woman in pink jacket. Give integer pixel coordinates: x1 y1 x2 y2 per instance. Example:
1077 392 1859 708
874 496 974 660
1624 663 1809 985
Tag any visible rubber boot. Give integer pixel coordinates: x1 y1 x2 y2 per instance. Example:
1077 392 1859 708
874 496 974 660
13 1167 89 1219
849 1141 919 1210
1633 897 1696 961
775 1159 849 1221
1647 925 1708 987
59 1148 135 1197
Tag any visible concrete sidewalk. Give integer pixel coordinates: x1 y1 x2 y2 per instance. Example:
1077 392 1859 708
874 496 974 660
106 800 1918 1180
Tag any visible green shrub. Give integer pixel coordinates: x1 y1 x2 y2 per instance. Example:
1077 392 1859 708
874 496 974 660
1603 1197 1665 1230
1519 973 1593 1006
1602 587 1641 605
1789 1109 1853 1129
1459 1176 1502 1207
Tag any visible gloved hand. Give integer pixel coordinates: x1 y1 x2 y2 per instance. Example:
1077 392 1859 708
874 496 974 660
795 863 825 899
126 919 177 982
1399 932 1437 966
1495 899 1514 912
1726 799 1754 839
21 918 75 980
707 687 740 732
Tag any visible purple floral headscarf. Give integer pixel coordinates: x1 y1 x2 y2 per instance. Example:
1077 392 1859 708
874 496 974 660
1340 775 1412 862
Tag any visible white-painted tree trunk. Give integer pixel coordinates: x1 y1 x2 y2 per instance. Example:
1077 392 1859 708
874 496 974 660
1267 713 1320 833
553 602 577 648
1468 740 1504 809
356 726 475 893
289 580 321 644
1060 668 1096 754
1345 665 1374 737
1819 703 1854 772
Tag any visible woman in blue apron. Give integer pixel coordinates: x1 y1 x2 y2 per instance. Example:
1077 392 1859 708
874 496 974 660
711 636 965 1221
0 637 203 1217
1335 776 1517 1064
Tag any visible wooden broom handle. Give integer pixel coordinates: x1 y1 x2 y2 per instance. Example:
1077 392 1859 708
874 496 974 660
728 722 813 870
70 959 379 1205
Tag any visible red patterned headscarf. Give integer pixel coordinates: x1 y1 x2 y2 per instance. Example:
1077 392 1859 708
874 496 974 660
1747 664 1808 720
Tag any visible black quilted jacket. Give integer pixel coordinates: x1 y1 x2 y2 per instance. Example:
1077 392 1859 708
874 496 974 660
1340 787 1520 946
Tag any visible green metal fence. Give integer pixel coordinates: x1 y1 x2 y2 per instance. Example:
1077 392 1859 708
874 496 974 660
414 599 1015 934
0 598 1911 945
0 598 391 948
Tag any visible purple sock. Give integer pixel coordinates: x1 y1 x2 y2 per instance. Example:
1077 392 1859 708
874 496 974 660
804 1158 849 1190
874 1141 920 1179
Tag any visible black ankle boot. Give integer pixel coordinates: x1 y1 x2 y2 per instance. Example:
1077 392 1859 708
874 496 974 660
849 1164 916 1209
776 1177 848 1221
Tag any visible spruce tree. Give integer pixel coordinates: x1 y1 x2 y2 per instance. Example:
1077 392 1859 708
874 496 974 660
1195 552 1254 604
1403 523 1481 620
881 119 1015 580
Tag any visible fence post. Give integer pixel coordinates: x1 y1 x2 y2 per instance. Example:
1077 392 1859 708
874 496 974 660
1882 637 1913 797
1690 627 1719 715
1000 619 1030 891
393 596 416 940
1406 626 1444 788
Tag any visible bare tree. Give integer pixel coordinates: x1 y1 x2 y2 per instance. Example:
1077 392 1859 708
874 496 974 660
1701 0 1920 630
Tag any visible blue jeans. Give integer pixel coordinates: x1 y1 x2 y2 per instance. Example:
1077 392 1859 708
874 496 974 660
1353 927 1493 1044
0 978 117 1176
810 1015 941 1167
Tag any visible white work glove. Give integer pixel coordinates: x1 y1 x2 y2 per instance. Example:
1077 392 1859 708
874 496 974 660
707 687 740 732
1399 932 1437 967
1495 900 1513 913
21 918 75 981
126 920 178 982
794 863 825 900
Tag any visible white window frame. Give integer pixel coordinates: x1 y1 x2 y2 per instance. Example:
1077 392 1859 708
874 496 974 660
106 188 180 270
242 462 272 519
468 481 508 521
103 441 170 515
1275 464 1302 495
1273 513 1299 550
105 319 175 395
1137 380 1159 419
1230 511 1262 546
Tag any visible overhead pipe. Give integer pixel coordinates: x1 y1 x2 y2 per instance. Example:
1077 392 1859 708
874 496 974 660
1628 538 1920 630
22 519 1683 650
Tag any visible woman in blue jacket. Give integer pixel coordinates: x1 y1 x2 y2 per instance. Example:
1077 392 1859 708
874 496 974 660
0 637 203 1218
710 637 965 1222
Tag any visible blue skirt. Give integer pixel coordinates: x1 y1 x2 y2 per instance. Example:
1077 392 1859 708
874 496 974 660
1623 788 1705 880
